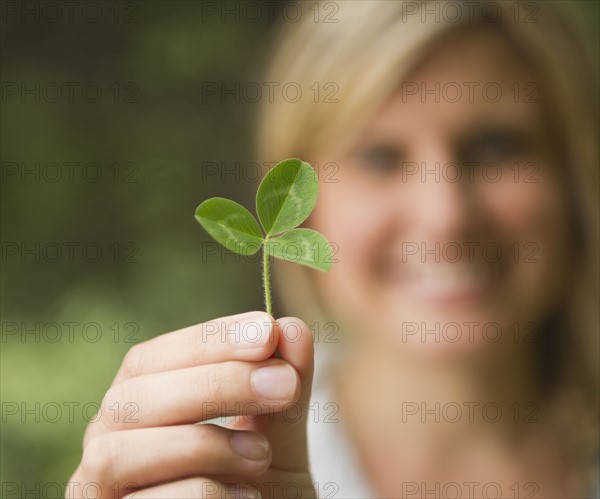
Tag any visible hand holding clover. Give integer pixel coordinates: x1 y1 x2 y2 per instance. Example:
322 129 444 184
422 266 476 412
67 159 324 498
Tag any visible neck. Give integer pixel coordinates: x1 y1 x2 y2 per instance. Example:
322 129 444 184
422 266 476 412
341 336 540 416
334 338 546 486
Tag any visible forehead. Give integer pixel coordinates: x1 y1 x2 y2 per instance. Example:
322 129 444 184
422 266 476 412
412 25 534 86
368 26 544 137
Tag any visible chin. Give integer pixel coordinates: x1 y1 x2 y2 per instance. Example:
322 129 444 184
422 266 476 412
353 288 545 360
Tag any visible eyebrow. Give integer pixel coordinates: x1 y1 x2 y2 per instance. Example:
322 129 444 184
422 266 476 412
459 117 542 140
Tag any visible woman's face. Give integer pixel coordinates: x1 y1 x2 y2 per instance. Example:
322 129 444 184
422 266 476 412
308 27 573 357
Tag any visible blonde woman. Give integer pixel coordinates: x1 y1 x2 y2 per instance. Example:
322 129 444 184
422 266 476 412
68 1 598 498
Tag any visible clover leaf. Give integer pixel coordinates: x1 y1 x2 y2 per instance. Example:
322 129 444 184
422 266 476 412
195 158 333 314
195 198 263 255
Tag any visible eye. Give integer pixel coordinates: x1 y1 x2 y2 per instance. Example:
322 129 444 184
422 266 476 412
460 128 530 163
354 143 403 175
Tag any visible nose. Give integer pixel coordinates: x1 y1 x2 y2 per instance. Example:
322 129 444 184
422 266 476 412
404 149 478 242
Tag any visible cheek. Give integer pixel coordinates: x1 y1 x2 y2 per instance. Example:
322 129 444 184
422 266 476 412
482 172 571 312
485 174 567 255
308 179 392 323
310 179 389 255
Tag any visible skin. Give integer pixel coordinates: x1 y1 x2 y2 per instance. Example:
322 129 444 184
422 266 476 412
66 312 316 498
68 26 583 499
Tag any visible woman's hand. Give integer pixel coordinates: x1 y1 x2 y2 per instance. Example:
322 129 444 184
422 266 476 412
66 311 316 499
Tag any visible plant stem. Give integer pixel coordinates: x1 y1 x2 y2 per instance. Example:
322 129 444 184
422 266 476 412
262 238 272 315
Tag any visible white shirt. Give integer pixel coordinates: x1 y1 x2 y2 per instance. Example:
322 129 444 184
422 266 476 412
307 343 376 498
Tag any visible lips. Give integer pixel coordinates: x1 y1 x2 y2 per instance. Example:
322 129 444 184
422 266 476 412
383 261 505 306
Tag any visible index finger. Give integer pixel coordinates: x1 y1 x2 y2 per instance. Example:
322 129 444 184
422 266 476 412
112 311 279 384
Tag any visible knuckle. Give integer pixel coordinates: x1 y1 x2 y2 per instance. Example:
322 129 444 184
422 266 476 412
65 468 83 498
197 365 226 402
192 324 211 358
80 434 116 481
190 421 217 439
99 383 128 429
120 343 146 378
102 383 124 409
185 424 215 455
82 420 99 447
187 424 229 461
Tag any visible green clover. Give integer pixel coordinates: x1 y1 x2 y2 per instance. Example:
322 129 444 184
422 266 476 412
195 158 333 314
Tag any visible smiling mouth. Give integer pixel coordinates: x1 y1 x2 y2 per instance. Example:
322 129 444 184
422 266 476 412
384 261 506 305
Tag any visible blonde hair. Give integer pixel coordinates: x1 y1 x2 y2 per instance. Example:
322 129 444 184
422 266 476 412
257 0 598 484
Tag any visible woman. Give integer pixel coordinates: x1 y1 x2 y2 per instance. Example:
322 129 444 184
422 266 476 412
68 1 599 497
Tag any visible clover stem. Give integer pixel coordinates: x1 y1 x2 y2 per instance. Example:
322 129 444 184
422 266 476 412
262 238 272 315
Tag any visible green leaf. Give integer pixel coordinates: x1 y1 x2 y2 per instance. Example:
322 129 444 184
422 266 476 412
195 197 263 255
264 228 333 271
256 158 318 237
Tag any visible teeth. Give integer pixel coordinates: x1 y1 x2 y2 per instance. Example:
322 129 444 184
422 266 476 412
395 263 494 298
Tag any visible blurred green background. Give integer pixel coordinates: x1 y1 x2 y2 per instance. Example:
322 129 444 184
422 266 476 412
1 0 288 490
1 0 598 494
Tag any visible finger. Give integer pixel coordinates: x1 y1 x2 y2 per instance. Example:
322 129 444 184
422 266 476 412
123 479 261 499
232 317 315 472
275 317 315 407
260 317 315 471
113 311 279 384
87 358 300 439
214 470 315 499
74 425 270 491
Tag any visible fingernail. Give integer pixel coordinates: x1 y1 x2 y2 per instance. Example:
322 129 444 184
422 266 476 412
230 313 272 349
251 365 296 400
230 431 269 461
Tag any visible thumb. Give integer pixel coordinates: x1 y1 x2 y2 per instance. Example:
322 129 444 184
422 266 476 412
232 316 315 472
